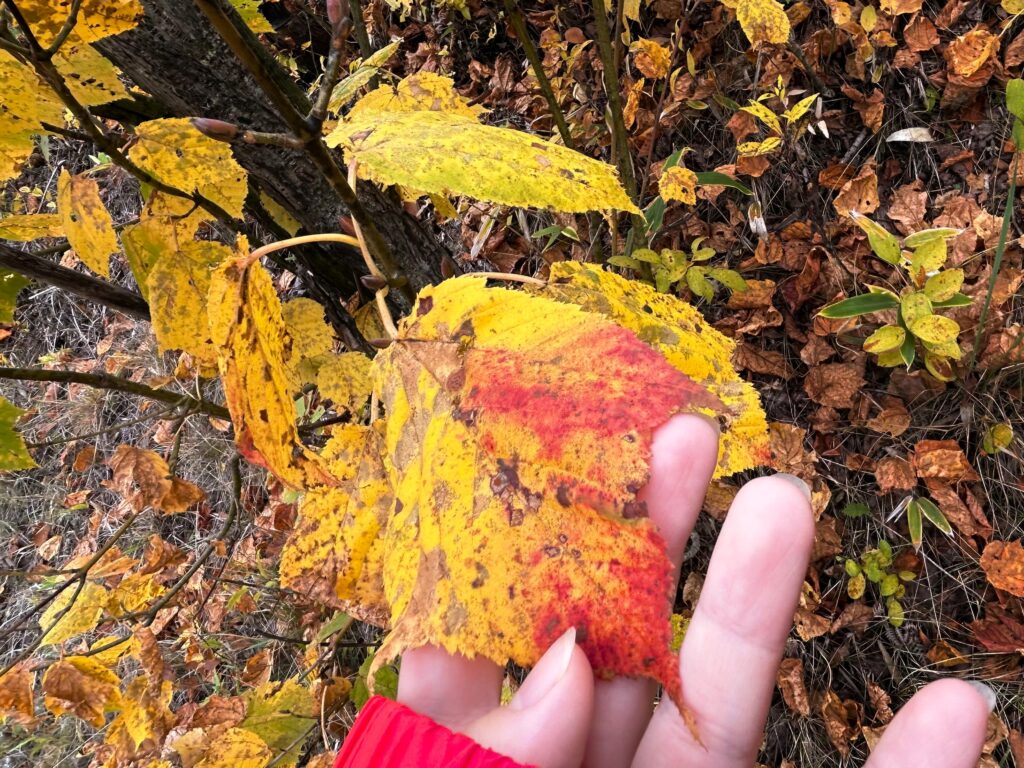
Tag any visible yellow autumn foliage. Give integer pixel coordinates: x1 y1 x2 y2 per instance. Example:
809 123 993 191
57 169 119 277
326 75 639 214
128 118 249 218
207 239 335 490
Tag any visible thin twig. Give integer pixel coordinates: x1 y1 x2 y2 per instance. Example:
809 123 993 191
0 367 230 420
502 0 573 148
240 129 306 149
43 0 84 57
592 0 636 201
309 0 352 128
191 0 413 301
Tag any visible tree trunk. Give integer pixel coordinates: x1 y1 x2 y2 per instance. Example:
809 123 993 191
98 0 446 302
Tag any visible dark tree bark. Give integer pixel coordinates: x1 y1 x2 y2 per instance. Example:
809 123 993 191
97 0 446 301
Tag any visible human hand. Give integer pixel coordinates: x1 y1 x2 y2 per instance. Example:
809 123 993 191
394 415 993 768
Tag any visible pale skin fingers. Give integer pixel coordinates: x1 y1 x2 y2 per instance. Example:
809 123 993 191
584 414 721 768
632 475 815 768
862 678 991 768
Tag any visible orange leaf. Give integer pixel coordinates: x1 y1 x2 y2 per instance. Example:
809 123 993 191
981 540 1024 596
107 444 205 513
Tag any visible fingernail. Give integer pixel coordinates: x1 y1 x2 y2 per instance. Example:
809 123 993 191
511 627 576 710
965 680 997 712
774 472 812 501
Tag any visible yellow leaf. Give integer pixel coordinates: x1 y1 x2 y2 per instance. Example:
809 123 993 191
57 169 119 278
328 92 638 213
0 213 63 241
537 262 770 477
923 269 964 302
196 727 273 768
129 118 248 219
741 101 783 135
239 678 315 768
279 423 391 624
282 297 336 388
909 236 948 275
147 240 230 369
107 444 206 513
783 93 818 124
863 325 906 354
208 242 336 490
0 270 29 324
316 352 373 414
1 395 36 471
39 580 108 645
106 572 166 617
347 72 485 121
42 656 121 727
737 136 782 156
371 276 726 713
900 291 933 327
0 50 63 182
119 676 174 749
630 38 672 79
658 165 698 205
735 0 791 46
258 191 301 236
0 662 34 725
122 192 206 300
19 0 144 46
910 314 960 345
1004 0 1024 14
623 0 642 20
924 352 955 381
946 28 1000 78
354 302 388 342
860 4 877 31
53 34 130 107
229 0 274 33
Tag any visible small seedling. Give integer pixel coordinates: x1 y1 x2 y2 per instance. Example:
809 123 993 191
843 539 916 627
609 239 746 299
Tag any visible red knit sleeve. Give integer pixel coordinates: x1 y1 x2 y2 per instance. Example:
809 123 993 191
333 696 535 768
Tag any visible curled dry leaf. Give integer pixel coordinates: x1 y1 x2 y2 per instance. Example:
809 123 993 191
867 681 894 724
980 540 1024 596
832 163 879 217
821 689 863 757
0 662 35 725
803 362 865 408
776 657 810 716
108 444 205 514
874 455 917 493
946 28 1000 77
911 439 979 482
42 656 122 727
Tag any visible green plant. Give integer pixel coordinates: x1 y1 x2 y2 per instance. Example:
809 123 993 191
899 495 953 550
818 222 972 381
608 238 747 298
843 539 916 627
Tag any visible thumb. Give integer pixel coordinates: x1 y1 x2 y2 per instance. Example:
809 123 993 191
464 628 595 768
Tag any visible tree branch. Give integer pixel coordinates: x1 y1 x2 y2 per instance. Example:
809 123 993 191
502 0 574 149
0 367 231 420
0 243 151 319
591 0 637 202
191 0 414 302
